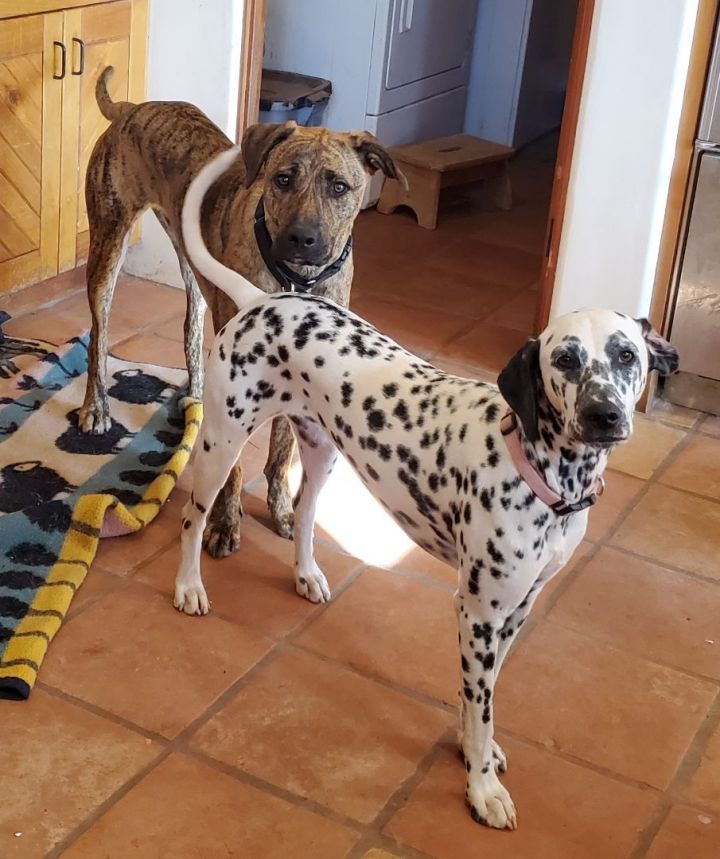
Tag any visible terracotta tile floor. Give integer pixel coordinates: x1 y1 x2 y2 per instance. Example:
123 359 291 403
2 153 719 859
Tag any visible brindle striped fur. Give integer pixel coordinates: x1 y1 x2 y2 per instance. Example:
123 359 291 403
80 66 400 555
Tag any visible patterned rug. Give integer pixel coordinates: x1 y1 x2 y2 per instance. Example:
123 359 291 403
0 318 201 700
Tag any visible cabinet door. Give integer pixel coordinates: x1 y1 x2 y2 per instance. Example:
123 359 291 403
60 0 147 271
0 12 63 293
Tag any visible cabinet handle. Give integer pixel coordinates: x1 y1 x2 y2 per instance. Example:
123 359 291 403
53 41 66 80
71 38 85 75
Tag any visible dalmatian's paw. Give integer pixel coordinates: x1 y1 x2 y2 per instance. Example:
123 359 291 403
295 563 331 604
79 399 111 435
466 772 517 830
491 739 508 774
173 580 210 616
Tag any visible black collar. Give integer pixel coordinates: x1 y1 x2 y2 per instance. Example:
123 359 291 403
253 198 352 294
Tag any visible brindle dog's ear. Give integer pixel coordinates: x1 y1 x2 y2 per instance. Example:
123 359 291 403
634 318 679 376
497 339 541 442
242 120 298 187
350 131 408 188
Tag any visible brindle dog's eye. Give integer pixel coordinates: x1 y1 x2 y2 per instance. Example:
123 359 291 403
618 350 635 364
555 354 576 370
274 173 291 189
331 180 349 197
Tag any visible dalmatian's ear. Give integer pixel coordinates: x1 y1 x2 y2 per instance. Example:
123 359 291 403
242 120 298 187
634 318 679 376
497 339 541 442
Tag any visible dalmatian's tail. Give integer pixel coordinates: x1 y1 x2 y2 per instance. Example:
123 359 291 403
182 146 265 310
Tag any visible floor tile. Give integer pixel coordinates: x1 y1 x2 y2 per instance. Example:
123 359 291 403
60 753 358 859
350 295 470 358
659 435 720 501
385 740 658 859
495 622 716 789
484 290 538 331
441 239 542 290
66 568 125 619
362 850 402 859
650 398 701 428
585 470 645 542
699 414 720 438
135 516 361 639
532 540 594 612
681 719 720 813
645 805 719 859
296 567 458 703
41 583 272 737
2 265 86 318
433 320 530 373
190 648 452 823
4 308 88 345
608 417 685 479
611 484 720 580
549 546 720 679
0 689 159 858
93 488 187 575
385 544 458 587
110 333 187 368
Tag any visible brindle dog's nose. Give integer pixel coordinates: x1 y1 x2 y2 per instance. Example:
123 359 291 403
288 228 317 249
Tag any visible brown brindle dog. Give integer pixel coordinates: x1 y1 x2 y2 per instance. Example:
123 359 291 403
80 66 401 556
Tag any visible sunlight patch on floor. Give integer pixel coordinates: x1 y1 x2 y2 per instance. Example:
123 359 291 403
289 457 416 567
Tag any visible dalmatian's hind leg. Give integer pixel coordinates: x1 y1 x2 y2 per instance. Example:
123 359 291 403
290 417 337 604
174 409 248 616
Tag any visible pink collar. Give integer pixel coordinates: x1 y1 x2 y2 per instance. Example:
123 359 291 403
500 410 604 516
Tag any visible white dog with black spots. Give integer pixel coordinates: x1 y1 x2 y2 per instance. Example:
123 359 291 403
174 147 679 830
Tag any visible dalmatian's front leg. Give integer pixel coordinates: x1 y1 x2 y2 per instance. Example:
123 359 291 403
455 582 517 830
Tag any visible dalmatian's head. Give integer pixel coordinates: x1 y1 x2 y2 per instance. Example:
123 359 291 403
498 309 679 448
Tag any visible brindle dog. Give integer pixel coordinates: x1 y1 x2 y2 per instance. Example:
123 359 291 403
80 66 401 555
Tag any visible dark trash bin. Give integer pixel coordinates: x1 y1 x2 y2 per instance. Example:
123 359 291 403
259 69 332 127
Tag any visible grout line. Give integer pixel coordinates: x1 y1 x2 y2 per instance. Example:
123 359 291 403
629 687 720 859
179 746 366 833
344 730 456 859
43 747 173 859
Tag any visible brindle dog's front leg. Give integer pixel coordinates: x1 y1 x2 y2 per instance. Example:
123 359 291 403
264 415 296 539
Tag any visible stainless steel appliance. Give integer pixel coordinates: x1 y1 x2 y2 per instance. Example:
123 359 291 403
665 25 720 414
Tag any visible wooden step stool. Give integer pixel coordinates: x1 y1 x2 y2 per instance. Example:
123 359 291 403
377 133 515 229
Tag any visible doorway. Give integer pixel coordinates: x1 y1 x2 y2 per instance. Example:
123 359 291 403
240 0 594 377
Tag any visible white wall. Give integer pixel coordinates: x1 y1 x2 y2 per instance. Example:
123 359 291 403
123 0 244 287
551 0 700 319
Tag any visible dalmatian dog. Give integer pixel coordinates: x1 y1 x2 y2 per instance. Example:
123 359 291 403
174 148 679 829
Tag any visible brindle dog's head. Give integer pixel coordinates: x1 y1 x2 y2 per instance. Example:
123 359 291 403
242 120 402 267
498 309 679 448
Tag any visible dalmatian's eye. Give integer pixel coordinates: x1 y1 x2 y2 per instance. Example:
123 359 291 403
274 173 292 190
555 354 577 370
618 350 635 365
331 180 349 197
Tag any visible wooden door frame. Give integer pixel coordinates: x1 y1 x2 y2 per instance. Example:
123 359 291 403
238 0 594 327
534 0 596 334
236 0 266 142
639 0 719 409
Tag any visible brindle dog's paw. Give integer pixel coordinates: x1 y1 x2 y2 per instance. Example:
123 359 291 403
203 521 242 558
79 400 111 435
272 510 294 540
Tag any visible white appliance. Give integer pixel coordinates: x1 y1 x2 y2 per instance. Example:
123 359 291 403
264 0 478 202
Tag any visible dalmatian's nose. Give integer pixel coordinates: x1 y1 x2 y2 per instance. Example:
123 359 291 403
585 403 621 430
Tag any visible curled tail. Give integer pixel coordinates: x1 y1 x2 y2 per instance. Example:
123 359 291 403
96 66 133 121
182 146 265 310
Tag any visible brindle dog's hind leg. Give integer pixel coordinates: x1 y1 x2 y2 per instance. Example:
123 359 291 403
79 223 133 434
155 211 206 399
265 416 296 539
203 296 245 558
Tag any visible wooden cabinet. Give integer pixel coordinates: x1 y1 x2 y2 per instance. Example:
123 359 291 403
0 0 147 293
